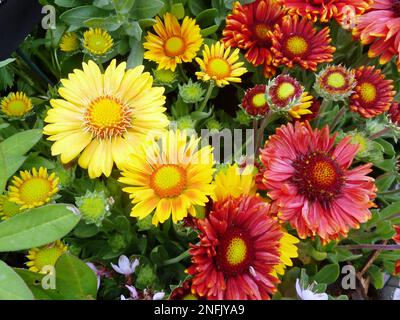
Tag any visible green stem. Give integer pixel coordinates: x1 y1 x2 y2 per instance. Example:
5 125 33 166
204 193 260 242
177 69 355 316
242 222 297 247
162 250 190 266
178 64 189 82
379 188 400 196
369 127 392 140
198 81 215 112
315 99 330 128
331 105 346 130
338 244 400 251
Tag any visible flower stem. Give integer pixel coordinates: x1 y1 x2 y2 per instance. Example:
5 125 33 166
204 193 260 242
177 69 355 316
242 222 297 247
198 81 215 113
369 127 392 140
162 250 190 266
178 64 189 82
379 188 400 196
331 106 346 130
315 99 329 128
337 244 400 251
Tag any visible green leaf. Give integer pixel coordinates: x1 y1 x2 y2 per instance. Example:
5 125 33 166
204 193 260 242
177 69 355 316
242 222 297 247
127 38 144 68
0 147 7 194
55 253 97 300
112 0 136 14
171 3 185 19
0 261 34 300
84 16 122 31
0 58 15 68
188 0 207 15
201 25 219 37
124 21 142 40
130 0 164 20
368 265 384 289
55 0 91 7
15 269 62 300
378 202 400 220
60 5 109 26
0 204 81 252
312 264 340 285
196 9 218 28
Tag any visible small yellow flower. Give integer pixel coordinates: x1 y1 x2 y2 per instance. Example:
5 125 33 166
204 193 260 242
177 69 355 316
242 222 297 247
144 13 203 71
272 231 299 277
196 41 247 87
83 28 113 55
0 194 22 220
1 92 32 117
59 32 79 52
8 167 59 210
289 92 314 119
26 241 68 273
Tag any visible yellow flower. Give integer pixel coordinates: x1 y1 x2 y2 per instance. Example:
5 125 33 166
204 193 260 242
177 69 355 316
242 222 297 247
289 92 314 119
43 60 169 178
119 130 215 225
272 231 299 277
0 194 22 220
59 32 79 52
144 13 203 71
83 28 113 55
196 41 247 87
212 163 256 203
8 167 59 210
26 241 68 273
1 92 32 117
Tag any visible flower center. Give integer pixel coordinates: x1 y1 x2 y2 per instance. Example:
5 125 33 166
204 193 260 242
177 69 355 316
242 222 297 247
277 82 296 100
393 0 400 17
359 82 377 103
285 35 309 57
254 23 271 41
252 93 267 108
87 34 108 52
7 100 28 115
84 96 132 139
19 178 52 205
164 36 185 57
327 72 346 89
216 228 253 276
292 152 344 203
183 294 198 300
150 165 187 198
207 58 231 79
34 246 65 271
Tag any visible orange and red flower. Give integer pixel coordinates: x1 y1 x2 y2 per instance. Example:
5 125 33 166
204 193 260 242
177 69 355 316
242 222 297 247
389 101 400 125
280 0 372 23
241 85 270 117
222 0 285 77
260 122 377 243
271 15 335 71
349 66 395 119
187 196 283 300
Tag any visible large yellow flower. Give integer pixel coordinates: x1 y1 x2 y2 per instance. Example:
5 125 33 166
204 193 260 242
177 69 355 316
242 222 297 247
26 241 68 273
43 60 169 178
119 130 215 225
83 28 113 56
8 167 59 210
144 13 203 71
1 92 32 117
196 41 247 87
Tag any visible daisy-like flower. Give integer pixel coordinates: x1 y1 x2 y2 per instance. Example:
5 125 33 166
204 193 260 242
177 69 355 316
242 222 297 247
59 32 79 52
26 241 68 273
266 75 314 119
1 92 32 118
280 0 372 23
119 130 214 225
241 85 270 117
314 65 357 101
188 195 292 300
195 41 247 87
271 15 335 71
43 60 169 178
349 66 395 119
299 98 321 122
353 0 400 66
222 0 285 77
83 28 113 56
0 194 22 220
111 255 139 276
260 122 377 243
8 167 59 210
144 13 203 71
295 279 328 300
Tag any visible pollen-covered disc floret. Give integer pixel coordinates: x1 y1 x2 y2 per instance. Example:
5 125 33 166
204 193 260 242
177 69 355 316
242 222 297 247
1 92 33 118
314 65 357 101
8 167 59 210
26 241 68 273
241 85 270 117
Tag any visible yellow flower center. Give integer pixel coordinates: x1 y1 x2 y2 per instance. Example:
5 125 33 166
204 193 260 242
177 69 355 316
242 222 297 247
150 165 187 198
286 35 308 56
84 96 132 139
84 29 113 55
207 58 231 79
19 178 52 205
360 82 377 103
33 246 65 272
351 134 368 153
311 161 337 188
7 100 29 115
164 36 185 57
277 82 296 100
183 294 198 300
327 72 346 89
252 93 267 108
226 237 248 266
255 23 271 40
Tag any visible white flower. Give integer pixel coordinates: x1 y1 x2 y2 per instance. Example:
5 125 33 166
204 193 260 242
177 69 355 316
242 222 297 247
111 255 139 276
120 285 139 300
153 291 165 300
86 262 101 289
296 279 329 300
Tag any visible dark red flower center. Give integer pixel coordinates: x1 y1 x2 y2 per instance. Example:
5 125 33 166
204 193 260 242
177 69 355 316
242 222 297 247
216 228 254 276
292 151 345 203
393 0 400 17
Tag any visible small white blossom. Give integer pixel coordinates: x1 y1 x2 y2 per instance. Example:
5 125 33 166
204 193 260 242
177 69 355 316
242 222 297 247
153 291 165 300
111 255 139 276
296 279 329 300
86 262 101 289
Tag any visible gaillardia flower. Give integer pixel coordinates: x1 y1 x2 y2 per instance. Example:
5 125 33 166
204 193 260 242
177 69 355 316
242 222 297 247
75 190 111 226
222 0 285 77
241 85 270 117
271 15 335 71
1 92 32 118
43 60 169 178
314 65 356 101
59 32 79 52
260 122 377 243
349 66 395 118
179 80 206 104
83 28 113 56
196 41 247 87
0 194 22 220
187 195 294 300
388 102 400 127
119 130 214 225
26 241 68 273
144 13 203 71
8 167 59 210
280 0 372 23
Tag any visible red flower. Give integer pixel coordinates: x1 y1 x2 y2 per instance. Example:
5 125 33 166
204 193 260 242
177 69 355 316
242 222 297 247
388 101 400 126
393 226 400 244
260 122 377 243
271 15 335 71
241 85 269 117
169 279 203 300
187 196 283 300
222 0 285 77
